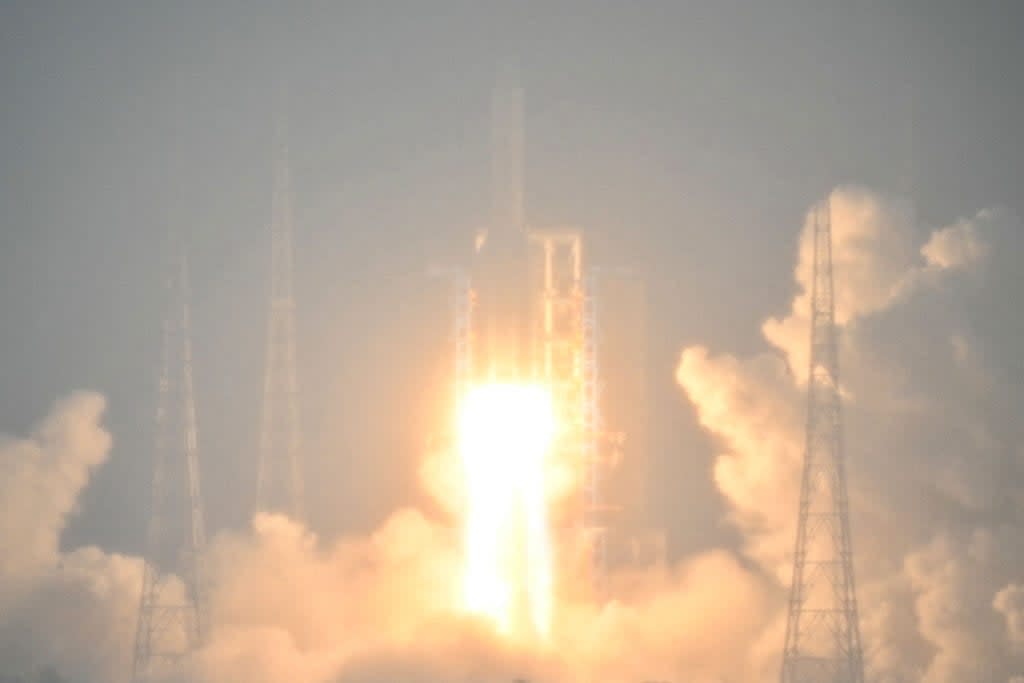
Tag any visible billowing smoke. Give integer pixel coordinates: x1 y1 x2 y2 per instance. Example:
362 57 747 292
995 584 1024 651
3 187 1022 683
0 393 142 683
677 186 1024 682
0 395 773 683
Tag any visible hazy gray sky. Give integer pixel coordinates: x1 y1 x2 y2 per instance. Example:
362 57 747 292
1 1 1022 559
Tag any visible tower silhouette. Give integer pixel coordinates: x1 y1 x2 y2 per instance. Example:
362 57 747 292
132 247 207 682
780 198 864 683
256 108 304 519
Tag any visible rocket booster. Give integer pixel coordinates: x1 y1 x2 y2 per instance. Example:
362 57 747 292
471 68 532 382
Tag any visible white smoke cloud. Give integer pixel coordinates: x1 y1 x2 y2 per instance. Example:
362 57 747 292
995 584 1024 651
0 393 776 683
191 505 777 683
903 528 1017 683
762 187 918 381
920 217 988 271
0 392 142 683
675 346 802 579
0 392 111 579
195 508 467 683
566 551 780 683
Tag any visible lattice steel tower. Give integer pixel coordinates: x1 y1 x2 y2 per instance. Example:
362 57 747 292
256 109 304 519
527 232 605 594
780 198 864 683
132 246 207 683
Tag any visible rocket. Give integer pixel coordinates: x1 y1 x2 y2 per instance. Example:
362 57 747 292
470 67 533 382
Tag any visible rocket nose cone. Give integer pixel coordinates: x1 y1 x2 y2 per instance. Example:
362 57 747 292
491 63 525 239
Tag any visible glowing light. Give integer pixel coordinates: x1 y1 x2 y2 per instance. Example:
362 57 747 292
458 383 555 641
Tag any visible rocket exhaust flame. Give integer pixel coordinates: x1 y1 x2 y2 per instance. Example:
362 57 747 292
454 69 558 643
458 383 555 641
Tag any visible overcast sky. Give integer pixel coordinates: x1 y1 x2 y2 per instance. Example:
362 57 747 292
1 1 1022 560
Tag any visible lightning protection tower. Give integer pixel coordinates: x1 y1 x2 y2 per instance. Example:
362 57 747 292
780 198 864 683
132 246 207 683
256 107 304 520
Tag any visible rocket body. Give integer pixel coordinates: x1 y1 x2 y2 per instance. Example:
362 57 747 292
471 71 533 382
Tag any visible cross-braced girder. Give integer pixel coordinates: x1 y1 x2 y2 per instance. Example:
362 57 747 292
132 248 207 683
780 199 864 683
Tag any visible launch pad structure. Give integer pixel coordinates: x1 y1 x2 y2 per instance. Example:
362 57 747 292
129 66 659 682
436 71 661 598
528 229 606 591
441 229 632 595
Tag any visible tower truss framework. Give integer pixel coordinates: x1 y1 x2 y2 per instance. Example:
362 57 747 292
256 112 304 520
528 230 605 591
581 266 605 592
132 248 207 683
780 198 865 683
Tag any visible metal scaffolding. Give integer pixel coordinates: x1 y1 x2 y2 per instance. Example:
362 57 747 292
529 230 605 591
581 266 605 593
132 247 207 683
780 198 865 683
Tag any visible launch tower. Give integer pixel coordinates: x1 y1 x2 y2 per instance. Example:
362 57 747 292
453 68 609 594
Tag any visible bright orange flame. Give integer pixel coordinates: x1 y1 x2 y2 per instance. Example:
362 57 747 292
458 383 554 641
